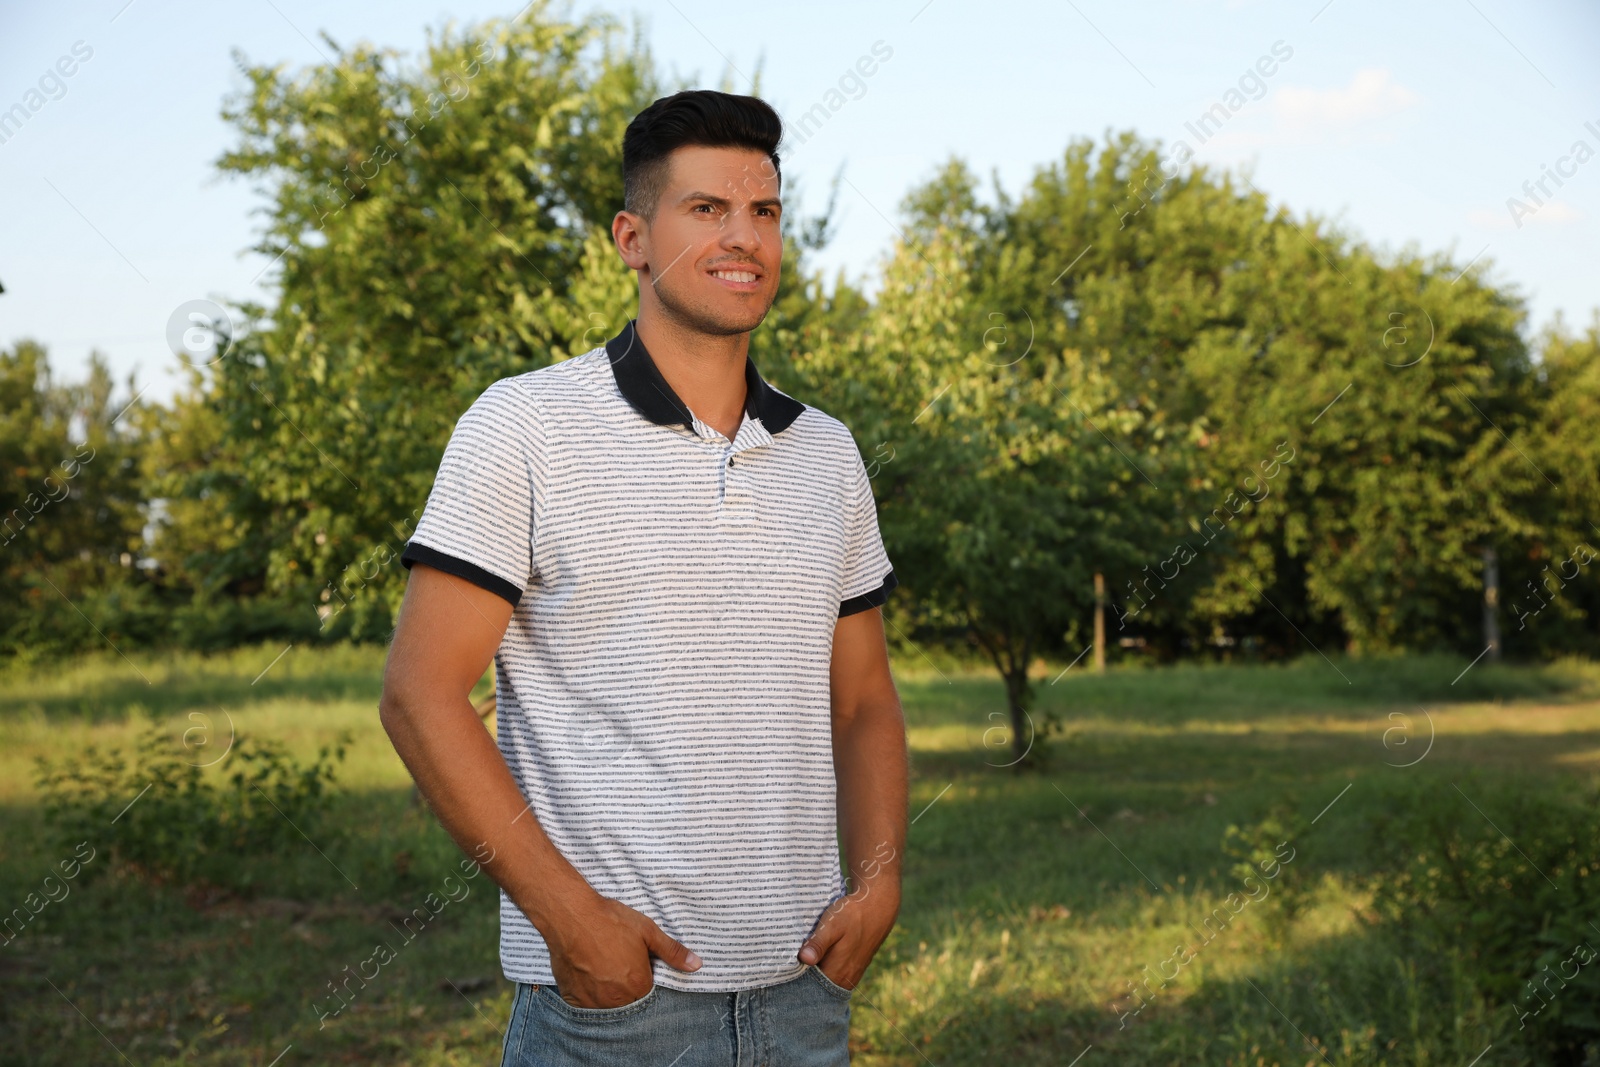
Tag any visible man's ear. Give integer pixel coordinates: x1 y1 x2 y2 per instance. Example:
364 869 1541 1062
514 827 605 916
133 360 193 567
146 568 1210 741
612 210 649 272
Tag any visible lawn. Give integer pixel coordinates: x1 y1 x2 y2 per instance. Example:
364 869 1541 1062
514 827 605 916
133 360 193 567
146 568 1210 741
2 643 1596 1065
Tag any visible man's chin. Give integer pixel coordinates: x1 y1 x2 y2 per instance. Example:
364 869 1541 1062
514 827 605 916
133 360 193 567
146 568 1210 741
658 290 775 337
708 312 769 337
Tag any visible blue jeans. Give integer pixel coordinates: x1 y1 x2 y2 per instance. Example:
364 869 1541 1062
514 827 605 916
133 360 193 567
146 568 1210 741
499 964 853 1066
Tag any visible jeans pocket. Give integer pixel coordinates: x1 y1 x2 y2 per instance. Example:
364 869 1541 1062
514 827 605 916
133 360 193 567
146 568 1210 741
538 981 660 1020
807 964 855 1000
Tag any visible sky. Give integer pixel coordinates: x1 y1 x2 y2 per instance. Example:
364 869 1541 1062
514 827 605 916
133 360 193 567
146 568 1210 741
1 0 1597 405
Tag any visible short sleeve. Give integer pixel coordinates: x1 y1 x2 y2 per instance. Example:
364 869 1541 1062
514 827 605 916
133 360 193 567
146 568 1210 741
838 446 897 617
401 380 539 608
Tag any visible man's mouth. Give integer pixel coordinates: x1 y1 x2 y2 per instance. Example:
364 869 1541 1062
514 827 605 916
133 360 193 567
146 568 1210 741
708 266 762 288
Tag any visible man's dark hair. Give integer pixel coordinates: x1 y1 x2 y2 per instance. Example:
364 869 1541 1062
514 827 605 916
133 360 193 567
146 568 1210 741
622 90 783 220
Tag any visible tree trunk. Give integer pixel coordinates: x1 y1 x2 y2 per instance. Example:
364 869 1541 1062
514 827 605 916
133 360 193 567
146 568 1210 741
1482 545 1501 662
972 627 1036 770
1002 664 1034 771
1093 572 1106 672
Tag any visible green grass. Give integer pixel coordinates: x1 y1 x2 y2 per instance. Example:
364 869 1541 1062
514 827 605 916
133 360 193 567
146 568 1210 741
2 644 1595 1065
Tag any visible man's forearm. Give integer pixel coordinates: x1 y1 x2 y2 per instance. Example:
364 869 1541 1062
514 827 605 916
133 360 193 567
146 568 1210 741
379 689 597 934
833 695 909 909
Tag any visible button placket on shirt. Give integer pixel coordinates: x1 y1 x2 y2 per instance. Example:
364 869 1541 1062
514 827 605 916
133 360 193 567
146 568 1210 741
690 413 768 530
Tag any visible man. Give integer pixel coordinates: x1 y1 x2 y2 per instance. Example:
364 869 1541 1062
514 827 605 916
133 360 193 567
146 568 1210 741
379 89 907 1065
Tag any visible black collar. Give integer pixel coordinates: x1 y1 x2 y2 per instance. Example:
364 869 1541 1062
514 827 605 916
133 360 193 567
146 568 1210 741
604 319 804 436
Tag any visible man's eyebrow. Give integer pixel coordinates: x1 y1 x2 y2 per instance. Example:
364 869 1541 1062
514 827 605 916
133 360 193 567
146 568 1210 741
679 191 783 212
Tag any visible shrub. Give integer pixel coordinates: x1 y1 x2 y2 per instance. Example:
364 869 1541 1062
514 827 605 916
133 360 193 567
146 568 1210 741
1221 803 1311 938
36 721 350 892
1365 777 1600 1064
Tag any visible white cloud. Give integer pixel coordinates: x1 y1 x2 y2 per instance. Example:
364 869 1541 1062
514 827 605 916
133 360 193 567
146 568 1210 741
1537 200 1586 224
1273 68 1420 134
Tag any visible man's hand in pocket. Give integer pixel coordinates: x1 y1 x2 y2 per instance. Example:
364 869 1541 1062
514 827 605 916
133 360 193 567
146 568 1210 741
797 888 899 991
545 895 701 1008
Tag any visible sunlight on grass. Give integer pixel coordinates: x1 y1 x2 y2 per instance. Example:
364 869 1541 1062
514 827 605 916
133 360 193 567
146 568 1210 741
3 645 1596 1064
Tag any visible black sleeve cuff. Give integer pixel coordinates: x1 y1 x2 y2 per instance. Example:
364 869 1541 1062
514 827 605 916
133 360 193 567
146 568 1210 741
839 569 898 617
401 541 522 608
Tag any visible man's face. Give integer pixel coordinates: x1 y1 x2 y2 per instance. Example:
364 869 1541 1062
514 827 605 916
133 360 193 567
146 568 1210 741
623 144 783 336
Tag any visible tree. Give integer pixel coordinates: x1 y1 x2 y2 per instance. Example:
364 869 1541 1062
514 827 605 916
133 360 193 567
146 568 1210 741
1 342 148 659
928 132 1547 658
156 6 850 643
1490 313 1600 654
792 215 1200 769
155 6 663 639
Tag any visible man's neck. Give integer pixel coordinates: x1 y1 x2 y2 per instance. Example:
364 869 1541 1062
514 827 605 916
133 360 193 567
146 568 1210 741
634 308 749 442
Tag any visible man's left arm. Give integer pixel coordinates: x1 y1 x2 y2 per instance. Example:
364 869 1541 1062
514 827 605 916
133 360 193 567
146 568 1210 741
797 605 908 989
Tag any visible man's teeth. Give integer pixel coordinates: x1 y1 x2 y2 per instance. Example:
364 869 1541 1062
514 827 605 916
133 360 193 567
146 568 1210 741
712 270 757 282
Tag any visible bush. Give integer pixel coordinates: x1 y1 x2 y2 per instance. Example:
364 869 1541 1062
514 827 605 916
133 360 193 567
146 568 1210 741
36 721 350 893
1366 777 1600 1064
167 592 323 652
1220 802 1311 939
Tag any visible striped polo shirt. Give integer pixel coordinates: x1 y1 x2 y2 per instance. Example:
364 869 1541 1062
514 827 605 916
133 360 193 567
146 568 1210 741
401 319 896 992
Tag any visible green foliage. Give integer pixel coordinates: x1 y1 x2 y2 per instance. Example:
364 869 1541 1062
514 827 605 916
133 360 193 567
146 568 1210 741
147 3 665 641
1367 777 1600 1061
789 201 1204 767
35 721 351 892
1500 315 1600 658
892 136 1554 660
7 5 1598 676
777 134 1600 758
1221 803 1310 937
0 341 151 660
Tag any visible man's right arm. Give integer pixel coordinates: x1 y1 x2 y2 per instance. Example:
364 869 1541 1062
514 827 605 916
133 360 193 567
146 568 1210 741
379 562 702 1006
